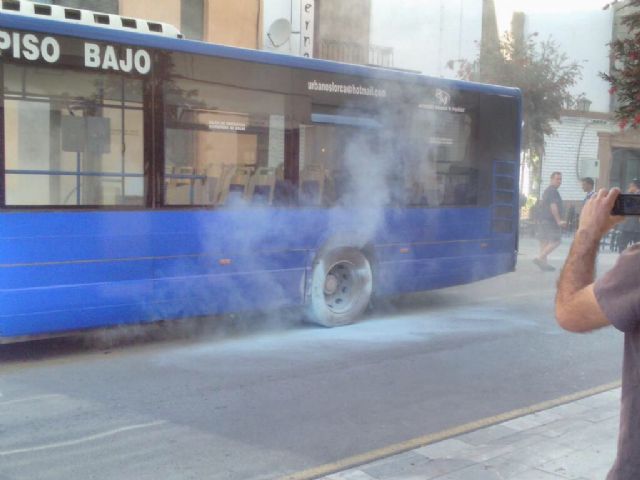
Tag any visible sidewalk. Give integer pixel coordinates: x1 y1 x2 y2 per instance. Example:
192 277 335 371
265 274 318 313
313 235 623 480
321 386 621 480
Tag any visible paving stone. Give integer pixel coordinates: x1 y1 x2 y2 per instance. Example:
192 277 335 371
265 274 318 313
358 451 427 472
493 437 577 470
545 402 592 418
455 424 519 446
414 438 473 460
552 417 619 451
501 410 563 431
507 467 570 479
575 406 620 423
434 463 515 480
524 418 595 439
324 470 378 480
361 452 473 480
463 434 548 463
469 452 531 478
537 447 616 480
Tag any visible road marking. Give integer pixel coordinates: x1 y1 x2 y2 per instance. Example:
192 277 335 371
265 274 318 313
0 420 166 456
279 381 622 480
0 394 65 407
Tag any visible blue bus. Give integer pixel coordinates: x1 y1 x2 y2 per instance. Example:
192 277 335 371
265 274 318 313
0 1 521 341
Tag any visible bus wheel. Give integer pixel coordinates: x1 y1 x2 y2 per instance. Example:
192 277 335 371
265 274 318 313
308 248 373 327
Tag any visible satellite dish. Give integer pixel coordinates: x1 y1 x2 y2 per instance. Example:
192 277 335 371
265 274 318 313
267 18 292 48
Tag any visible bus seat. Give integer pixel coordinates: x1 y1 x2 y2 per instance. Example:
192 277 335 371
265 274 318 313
166 166 195 204
299 164 325 206
247 167 276 205
217 164 255 206
193 167 217 205
213 164 237 205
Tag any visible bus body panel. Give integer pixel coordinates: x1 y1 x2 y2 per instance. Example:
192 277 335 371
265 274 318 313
0 208 515 338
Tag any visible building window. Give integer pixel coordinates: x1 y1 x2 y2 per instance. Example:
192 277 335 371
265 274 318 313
181 0 204 40
610 148 640 190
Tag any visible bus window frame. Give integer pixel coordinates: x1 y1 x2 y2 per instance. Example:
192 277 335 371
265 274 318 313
0 33 154 211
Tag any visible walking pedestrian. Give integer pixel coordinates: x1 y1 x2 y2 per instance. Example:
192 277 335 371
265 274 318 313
533 171 566 271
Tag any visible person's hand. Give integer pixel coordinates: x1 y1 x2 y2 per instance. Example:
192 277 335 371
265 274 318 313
558 220 568 228
577 188 624 241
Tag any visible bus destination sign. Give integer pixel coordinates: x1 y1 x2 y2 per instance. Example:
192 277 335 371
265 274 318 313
0 30 151 75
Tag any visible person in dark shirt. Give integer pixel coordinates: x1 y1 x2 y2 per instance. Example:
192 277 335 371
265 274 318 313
534 171 566 271
555 187 639 480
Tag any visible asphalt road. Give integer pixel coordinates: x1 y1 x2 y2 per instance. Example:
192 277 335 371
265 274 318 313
0 237 625 480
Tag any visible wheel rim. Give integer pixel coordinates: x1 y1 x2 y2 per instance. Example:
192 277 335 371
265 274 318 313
323 261 361 314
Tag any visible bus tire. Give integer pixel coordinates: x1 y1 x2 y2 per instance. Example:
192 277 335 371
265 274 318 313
308 247 373 327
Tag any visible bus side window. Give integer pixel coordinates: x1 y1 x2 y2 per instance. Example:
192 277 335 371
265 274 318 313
299 163 326 206
163 72 290 207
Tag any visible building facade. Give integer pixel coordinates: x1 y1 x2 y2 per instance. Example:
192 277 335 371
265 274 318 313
527 1 640 208
541 112 613 203
42 0 382 65
45 0 264 49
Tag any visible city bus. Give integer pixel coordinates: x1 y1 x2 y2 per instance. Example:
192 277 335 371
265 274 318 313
0 1 521 341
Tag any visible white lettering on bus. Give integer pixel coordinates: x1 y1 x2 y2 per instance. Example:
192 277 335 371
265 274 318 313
12 32 20 59
22 34 39 61
84 42 151 75
41 37 60 63
119 49 133 73
0 31 61 63
84 42 101 68
102 45 119 70
134 50 151 75
0 31 9 50
0 30 149 74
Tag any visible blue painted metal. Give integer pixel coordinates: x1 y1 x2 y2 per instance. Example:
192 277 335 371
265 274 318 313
0 207 516 338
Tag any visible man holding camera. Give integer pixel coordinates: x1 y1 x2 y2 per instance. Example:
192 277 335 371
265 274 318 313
555 187 639 479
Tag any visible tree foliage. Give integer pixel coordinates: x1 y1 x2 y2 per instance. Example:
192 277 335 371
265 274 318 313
601 0 640 129
449 33 582 193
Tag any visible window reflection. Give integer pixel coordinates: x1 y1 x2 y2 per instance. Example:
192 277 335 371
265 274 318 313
164 78 293 206
3 64 144 206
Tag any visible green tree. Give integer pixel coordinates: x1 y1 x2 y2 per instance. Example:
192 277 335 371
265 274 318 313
601 0 640 129
449 32 582 195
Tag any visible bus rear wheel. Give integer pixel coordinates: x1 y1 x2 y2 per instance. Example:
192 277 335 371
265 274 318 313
308 248 373 327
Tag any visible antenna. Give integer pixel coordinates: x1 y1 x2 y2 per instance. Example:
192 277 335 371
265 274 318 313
267 18 292 48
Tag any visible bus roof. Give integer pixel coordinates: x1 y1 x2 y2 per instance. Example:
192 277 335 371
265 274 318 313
0 11 521 99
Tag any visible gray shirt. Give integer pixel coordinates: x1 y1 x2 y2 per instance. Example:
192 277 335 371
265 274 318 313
594 244 640 480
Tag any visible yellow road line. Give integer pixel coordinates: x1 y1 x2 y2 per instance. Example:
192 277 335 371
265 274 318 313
279 380 622 480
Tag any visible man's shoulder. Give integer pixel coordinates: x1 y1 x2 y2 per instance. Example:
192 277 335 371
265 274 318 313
542 186 560 201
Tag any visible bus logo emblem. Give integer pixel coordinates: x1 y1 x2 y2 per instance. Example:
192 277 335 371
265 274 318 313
435 89 450 106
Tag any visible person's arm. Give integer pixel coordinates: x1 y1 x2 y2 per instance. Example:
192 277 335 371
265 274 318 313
555 189 623 332
550 203 566 226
